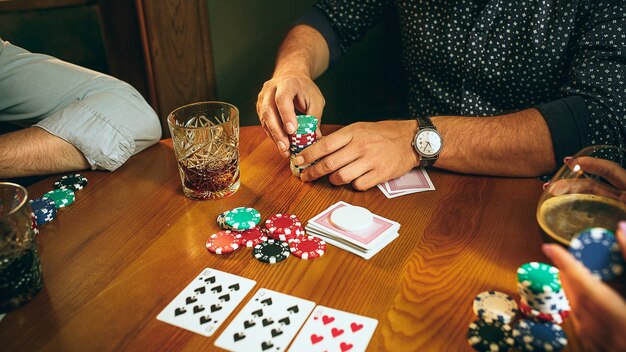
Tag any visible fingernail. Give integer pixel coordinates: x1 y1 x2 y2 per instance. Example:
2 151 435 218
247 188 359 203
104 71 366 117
278 141 287 151
542 182 550 190
619 221 626 237
542 244 553 260
563 156 572 163
286 122 295 134
294 156 304 166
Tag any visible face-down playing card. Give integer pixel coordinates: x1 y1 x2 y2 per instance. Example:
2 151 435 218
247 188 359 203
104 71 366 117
215 288 316 351
156 268 256 337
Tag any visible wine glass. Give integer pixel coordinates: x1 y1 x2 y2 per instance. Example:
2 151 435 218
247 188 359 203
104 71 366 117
537 145 626 246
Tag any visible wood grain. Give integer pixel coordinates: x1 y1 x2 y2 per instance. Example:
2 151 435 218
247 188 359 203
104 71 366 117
0 126 583 351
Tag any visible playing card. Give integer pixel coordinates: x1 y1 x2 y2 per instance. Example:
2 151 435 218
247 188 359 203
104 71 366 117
215 288 316 352
156 268 256 337
289 305 378 352
306 228 399 260
377 168 435 198
306 201 399 250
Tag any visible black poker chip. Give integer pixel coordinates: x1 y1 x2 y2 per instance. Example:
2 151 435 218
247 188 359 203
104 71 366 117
252 239 290 264
54 173 88 191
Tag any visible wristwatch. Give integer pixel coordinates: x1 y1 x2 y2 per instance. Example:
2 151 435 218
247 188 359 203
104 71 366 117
412 115 443 167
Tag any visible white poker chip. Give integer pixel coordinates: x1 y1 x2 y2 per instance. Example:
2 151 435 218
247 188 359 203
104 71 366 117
473 291 519 324
330 205 373 232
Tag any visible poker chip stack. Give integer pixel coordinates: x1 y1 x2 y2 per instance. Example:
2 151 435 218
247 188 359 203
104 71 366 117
517 262 570 325
29 173 88 228
289 115 318 178
210 209 326 263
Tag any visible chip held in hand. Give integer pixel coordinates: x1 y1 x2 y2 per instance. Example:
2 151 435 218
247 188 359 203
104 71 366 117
330 205 374 232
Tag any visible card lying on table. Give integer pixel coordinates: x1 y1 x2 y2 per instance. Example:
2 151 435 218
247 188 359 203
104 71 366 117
289 305 378 352
157 268 256 337
305 201 400 259
215 288 316 352
377 167 435 198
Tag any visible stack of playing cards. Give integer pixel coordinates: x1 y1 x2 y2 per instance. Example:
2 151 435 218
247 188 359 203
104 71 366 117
305 201 400 260
157 268 379 351
377 168 435 198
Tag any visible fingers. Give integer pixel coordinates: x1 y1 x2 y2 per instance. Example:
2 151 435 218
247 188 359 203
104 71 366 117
575 156 626 190
294 127 353 167
351 169 380 191
328 157 373 186
259 86 290 157
617 221 626 260
542 244 599 305
275 84 298 135
300 139 357 182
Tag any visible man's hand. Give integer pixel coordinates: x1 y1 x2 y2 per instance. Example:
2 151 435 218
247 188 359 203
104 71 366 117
542 222 626 351
256 71 325 158
292 120 420 190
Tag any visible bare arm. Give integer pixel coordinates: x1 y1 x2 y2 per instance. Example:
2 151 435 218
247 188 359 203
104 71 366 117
433 108 556 176
257 25 329 157
0 127 89 178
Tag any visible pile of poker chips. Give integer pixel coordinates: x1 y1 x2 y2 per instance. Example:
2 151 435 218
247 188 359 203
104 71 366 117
29 173 88 227
208 207 326 263
468 262 569 351
568 227 625 281
289 115 318 178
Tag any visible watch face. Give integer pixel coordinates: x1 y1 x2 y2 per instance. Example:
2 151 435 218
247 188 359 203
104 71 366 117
415 129 442 157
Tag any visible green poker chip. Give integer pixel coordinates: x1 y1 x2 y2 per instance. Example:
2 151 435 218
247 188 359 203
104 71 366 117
296 115 318 133
517 262 562 294
43 188 75 209
224 207 261 230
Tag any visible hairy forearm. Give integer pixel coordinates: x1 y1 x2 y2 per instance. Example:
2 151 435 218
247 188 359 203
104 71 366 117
431 108 556 176
274 25 330 79
0 127 89 178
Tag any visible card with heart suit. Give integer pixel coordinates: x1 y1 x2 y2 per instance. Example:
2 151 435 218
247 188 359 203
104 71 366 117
289 305 378 352
156 268 256 337
306 201 399 251
377 168 435 198
215 288 316 352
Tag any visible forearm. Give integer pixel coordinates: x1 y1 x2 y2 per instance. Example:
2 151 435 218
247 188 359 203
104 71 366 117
274 25 329 79
431 108 556 176
0 127 89 178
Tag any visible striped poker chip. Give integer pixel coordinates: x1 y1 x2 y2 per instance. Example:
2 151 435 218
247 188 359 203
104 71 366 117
43 189 75 209
238 227 268 248
517 282 570 313
268 227 304 241
517 262 561 294
569 227 625 281
216 212 230 230
288 235 326 260
467 318 514 352
519 299 569 325
472 291 519 324
206 230 241 254
54 173 88 191
513 319 567 352
223 207 261 230
29 197 57 226
265 214 302 235
253 239 290 264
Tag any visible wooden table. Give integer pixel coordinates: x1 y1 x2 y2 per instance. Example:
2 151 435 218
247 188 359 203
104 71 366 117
0 125 583 351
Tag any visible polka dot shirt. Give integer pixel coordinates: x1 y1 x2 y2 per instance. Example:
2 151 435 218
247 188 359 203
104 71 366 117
300 0 626 164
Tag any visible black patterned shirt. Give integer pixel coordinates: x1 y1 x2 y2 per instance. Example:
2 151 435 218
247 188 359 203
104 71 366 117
299 0 626 165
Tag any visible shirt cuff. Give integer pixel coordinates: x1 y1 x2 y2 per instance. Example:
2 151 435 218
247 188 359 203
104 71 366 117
34 100 135 171
535 96 590 166
294 6 342 64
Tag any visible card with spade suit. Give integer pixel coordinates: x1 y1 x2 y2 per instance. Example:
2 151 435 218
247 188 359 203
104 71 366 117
289 305 378 352
156 268 256 337
214 288 316 351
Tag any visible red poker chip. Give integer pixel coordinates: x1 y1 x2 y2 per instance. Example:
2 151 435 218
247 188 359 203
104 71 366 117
268 227 304 241
288 132 316 138
288 235 326 260
238 226 268 248
289 138 317 144
265 214 302 235
519 299 569 324
206 230 241 254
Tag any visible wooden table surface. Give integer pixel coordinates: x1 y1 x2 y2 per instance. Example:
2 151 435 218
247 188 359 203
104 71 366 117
0 125 583 351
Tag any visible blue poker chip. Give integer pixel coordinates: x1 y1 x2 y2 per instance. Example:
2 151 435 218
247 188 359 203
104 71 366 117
513 319 567 352
467 318 515 352
29 197 57 226
569 227 624 281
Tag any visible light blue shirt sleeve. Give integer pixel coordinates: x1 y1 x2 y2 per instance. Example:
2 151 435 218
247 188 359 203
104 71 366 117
0 38 161 171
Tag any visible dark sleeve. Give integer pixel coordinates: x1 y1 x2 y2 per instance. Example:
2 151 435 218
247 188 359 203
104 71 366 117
295 0 391 64
535 1 626 165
